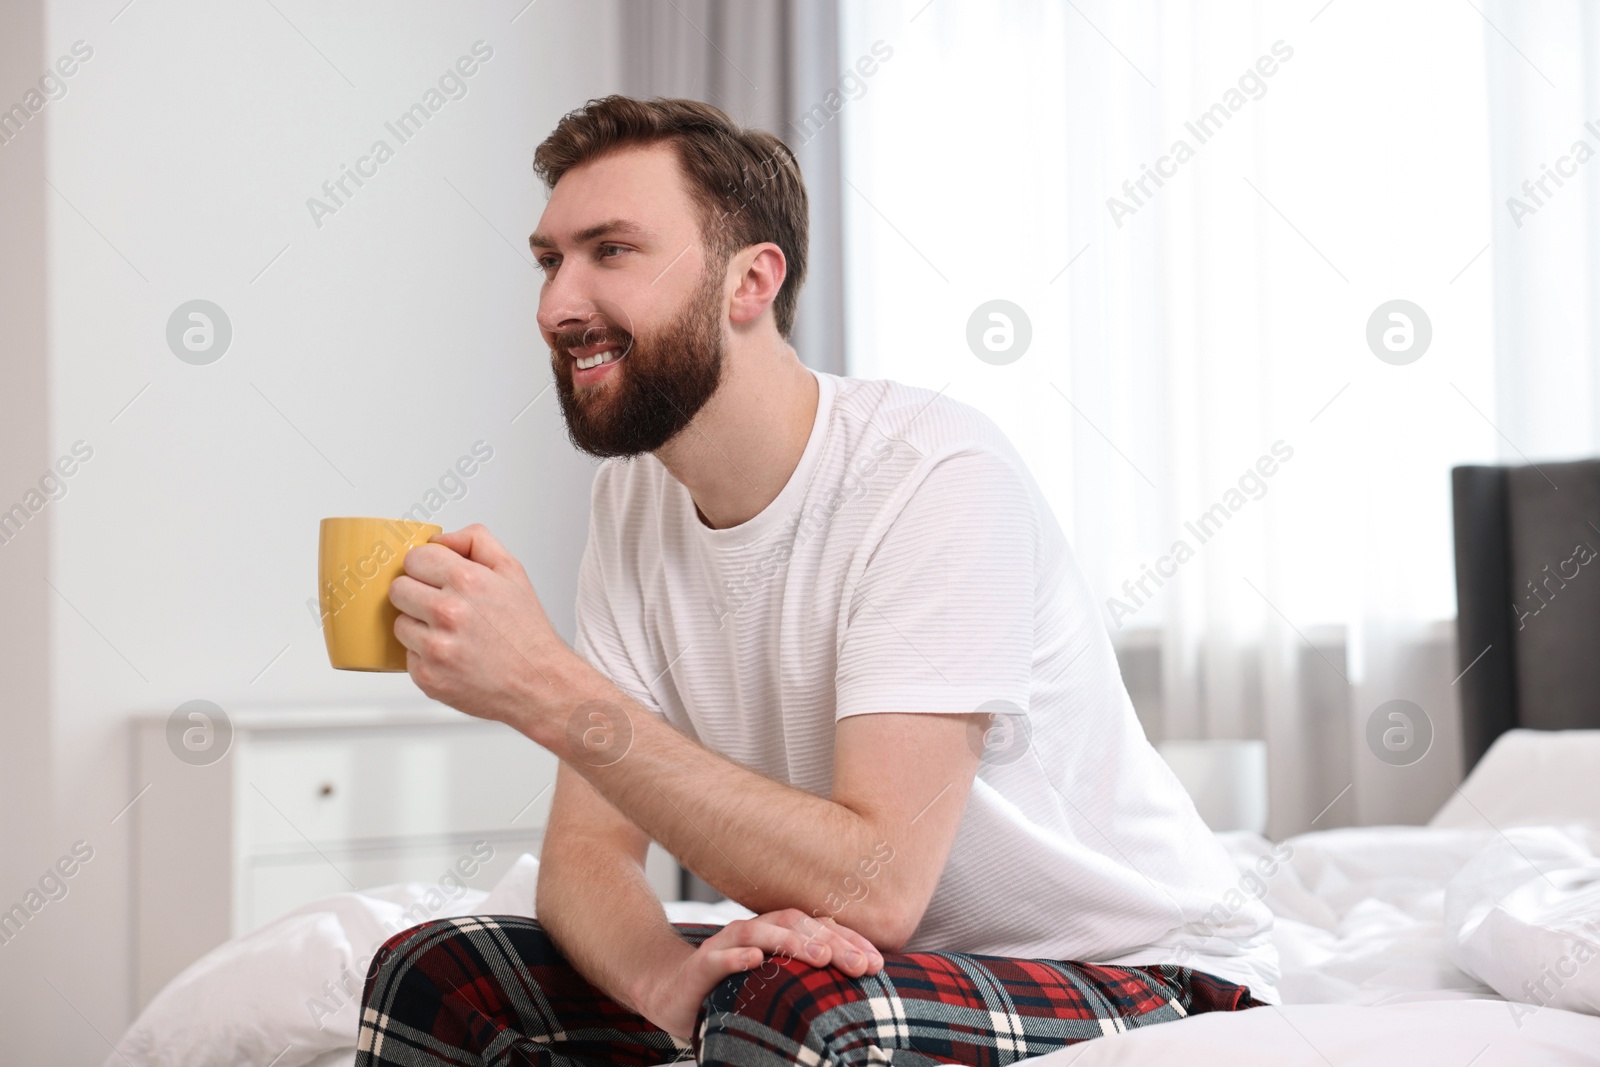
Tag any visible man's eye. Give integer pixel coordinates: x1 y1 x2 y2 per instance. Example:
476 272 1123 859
536 246 625 270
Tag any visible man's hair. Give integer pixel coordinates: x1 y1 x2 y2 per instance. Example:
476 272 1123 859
533 95 809 339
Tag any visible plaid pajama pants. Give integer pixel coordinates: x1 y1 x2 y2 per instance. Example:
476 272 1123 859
354 915 1263 1066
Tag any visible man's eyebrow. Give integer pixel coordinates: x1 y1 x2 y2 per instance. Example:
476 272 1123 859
528 218 655 252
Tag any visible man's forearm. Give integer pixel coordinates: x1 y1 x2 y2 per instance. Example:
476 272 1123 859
521 686 901 940
535 832 694 1018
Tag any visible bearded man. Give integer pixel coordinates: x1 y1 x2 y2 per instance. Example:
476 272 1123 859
356 94 1277 1067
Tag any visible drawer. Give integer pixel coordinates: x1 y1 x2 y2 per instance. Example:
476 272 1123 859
134 708 682 1014
235 722 558 851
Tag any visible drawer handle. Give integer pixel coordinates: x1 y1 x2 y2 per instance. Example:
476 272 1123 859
318 782 335 798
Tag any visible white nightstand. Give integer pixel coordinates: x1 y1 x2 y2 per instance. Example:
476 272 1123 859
131 704 680 1011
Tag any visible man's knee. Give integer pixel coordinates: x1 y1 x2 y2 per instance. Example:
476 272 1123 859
362 916 551 1013
372 917 462 964
707 950 818 1006
697 953 848 1060
364 919 466 1006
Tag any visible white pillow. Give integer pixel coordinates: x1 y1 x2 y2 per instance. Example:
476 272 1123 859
105 855 541 1067
106 855 756 1067
1431 730 1600 830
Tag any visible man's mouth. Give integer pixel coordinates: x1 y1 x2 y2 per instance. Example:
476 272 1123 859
568 341 625 372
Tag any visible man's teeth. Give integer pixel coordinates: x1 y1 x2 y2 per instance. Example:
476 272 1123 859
575 348 620 370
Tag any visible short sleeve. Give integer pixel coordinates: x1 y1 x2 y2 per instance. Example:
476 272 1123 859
573 509 667 719
834 446 1037 720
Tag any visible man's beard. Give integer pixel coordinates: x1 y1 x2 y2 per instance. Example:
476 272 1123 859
550 265 727 459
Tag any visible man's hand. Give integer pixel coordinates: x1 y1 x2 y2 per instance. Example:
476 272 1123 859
636 910 885 1043
390 523 590 727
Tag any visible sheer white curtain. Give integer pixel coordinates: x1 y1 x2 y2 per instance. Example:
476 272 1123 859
1484 0 1600 456
834 0 1595 836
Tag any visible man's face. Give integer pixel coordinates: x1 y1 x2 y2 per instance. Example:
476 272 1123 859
532 143 729 459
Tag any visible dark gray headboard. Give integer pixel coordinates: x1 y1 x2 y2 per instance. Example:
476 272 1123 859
1452 461 1600 774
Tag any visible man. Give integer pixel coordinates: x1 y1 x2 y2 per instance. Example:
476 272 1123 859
355 95 1277 1067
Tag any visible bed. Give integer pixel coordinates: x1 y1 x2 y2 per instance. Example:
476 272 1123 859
109 464 1600 1063
105 727 1600 1066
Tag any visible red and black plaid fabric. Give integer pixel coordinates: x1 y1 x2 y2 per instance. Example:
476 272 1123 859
354 915 1263 1066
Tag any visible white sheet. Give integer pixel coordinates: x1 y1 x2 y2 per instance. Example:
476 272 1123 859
1215 825 1503 1004
1024 999 1600 1066
1445 824 1600 1017
1011 822 1600 1065
304 1053 354 1067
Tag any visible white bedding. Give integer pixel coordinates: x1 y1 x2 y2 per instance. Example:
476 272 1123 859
1032 822 1600 1065
1032 999 1600 1065
108 730 1600 1066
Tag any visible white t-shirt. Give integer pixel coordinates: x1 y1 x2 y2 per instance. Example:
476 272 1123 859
573 367 1280 1003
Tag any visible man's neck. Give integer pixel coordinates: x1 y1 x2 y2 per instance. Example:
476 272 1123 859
653 335 820 531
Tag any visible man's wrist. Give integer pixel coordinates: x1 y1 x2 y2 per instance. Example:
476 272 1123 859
511 649 626 756
625 939 694 1020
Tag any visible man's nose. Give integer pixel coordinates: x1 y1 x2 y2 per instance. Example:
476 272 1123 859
537 302 595 341
536 267 599 338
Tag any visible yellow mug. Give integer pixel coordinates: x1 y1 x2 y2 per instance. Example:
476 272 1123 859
318 516 443 671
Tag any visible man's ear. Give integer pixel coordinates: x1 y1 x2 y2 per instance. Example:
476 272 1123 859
727 242 787 326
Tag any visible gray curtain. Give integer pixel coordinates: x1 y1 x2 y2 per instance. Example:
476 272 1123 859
620 0 846 376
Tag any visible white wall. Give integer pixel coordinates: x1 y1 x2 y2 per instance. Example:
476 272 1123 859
0 1 623 1060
